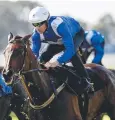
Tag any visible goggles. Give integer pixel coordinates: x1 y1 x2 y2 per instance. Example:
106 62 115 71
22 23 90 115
32 21 46 27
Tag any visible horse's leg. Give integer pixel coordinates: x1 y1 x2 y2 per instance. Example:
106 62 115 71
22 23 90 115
14 80 41 120
0 95 11 120
10 95 29 120
87 89 105 120
27 107 44 120
71 95 82 120
106 83 115 119
12 80 30 120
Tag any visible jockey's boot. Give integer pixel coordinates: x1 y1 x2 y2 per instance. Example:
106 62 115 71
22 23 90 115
71 53 94 95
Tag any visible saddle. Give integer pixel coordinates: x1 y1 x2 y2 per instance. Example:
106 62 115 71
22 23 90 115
48 63 106 96
46 63 106 120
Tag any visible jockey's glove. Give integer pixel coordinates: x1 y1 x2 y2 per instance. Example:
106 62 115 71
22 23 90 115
44 61 59 68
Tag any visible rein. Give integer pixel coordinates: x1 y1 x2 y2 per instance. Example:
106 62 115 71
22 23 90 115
18 65 81 110
22 68 48 74
14 67 66 110
6 41 78 110
4 36 67 110
18 71 67 110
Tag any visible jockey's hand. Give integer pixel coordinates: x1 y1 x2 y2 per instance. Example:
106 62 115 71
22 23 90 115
44 61 59 68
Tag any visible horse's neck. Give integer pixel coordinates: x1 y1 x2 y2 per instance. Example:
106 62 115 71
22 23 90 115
24 46 52 99
24 46 38 70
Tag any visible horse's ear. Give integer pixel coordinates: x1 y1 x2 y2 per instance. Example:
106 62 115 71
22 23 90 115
8 32 13 42
21 34 32 43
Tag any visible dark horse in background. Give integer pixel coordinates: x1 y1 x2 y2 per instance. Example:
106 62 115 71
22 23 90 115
2 33 115 120
0 67 30 120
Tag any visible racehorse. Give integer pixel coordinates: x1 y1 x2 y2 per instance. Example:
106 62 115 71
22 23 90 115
2 32 115 120
0 73 30 120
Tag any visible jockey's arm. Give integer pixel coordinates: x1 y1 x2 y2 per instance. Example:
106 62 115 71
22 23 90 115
92 44 104 64
56 22 75 64
31 31 41 58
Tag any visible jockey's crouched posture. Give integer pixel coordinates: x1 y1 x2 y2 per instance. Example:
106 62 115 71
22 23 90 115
28 6 94 94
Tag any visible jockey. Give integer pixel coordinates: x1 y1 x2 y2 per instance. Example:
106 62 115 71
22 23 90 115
0 73 12 97
80 30 105 65
28 6 94 94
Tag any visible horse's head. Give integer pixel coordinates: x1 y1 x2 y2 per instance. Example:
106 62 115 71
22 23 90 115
3 32 32 80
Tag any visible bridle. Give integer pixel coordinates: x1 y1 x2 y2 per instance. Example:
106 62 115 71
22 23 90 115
5 39 66 110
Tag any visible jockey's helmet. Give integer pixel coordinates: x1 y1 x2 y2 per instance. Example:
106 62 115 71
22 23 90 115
28 6 50 25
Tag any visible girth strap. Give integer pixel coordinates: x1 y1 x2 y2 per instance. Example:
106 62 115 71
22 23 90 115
78 92 89 120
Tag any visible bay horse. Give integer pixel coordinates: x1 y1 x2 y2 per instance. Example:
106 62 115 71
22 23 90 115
2 33 115 120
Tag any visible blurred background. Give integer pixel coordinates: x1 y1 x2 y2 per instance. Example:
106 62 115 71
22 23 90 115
0 0 115 68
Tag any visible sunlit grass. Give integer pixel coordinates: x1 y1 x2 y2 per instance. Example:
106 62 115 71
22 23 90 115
10 112 111 120
101 113 111 120
10 112 18 120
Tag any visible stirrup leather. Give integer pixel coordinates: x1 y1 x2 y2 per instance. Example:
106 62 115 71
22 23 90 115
85 78 94 92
